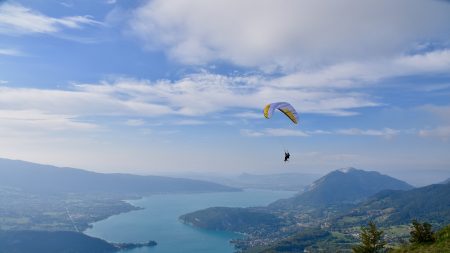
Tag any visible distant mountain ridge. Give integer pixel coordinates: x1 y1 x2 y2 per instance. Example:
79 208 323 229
171 172 320 191
0 158 238 195
180 168 415 235
441 178 450 184
180 168 449 252
269 167 413 209
232 172 320 191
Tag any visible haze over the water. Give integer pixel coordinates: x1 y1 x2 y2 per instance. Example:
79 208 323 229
1 0 449 185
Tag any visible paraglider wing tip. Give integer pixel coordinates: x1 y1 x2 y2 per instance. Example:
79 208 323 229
263 104 271 119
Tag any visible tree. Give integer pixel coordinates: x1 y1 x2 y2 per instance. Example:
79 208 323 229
352 221 386 253
410 220 435 244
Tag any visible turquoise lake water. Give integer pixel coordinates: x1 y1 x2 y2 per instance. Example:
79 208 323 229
84 189 295 253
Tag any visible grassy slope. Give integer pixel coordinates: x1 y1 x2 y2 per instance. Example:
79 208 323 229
391 225 450 253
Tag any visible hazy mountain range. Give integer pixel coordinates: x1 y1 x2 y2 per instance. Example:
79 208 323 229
181 168 450 252
441 178 450 184
0 158 238 195
182 168 415 230
0 157 240 232
175 172 321 191
225 172 320 191
1 159 448 253
0 157 239 252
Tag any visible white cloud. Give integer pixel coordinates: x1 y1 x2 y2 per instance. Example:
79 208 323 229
77 74 378 116
0 48 23 56
60 2 74 8
241 128 308 137
265 128 309 137
173 119 206 125
233 111 262 119
0 109 98 131
0 2 101 35
1 46 449 131
416 105 450 140
273 49 450 89
419 126 450 140
49 51 445 124
242 127 406 138
416 83 450 92
336 128 400 138
129 0 450 69
306 130 332 135
0 86 175 117
240 129 265 137
394 49 450 73
125 119 145 126
421 105 450 123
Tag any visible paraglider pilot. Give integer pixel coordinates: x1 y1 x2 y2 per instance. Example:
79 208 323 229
284 151 290 162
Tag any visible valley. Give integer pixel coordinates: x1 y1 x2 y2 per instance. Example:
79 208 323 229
180 168 450 252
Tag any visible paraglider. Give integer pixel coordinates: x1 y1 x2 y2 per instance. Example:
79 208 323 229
263 102 299 162
263 102 299 124
284 151 290 162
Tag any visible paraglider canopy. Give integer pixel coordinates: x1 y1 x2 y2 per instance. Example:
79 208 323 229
263 102 299 124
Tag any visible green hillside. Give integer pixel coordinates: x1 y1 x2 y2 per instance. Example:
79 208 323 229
180 207 282 233
244 228 355 253
334 183 450 228
391 225 450 253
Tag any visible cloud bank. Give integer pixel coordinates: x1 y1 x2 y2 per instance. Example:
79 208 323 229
1 46 449 133
0 2 100 35
129 0 450 70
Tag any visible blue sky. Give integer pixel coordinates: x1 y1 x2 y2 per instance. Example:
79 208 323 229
1 0 450 185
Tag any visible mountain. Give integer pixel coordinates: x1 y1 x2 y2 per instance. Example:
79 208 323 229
440 178 450 184
170 172 321 191
180 168 416 251
0 158 238 195
269 168 413 209
181 169 414 226
180 168 449 252
227 173 320 191
334 182 450 227
0 230 156 253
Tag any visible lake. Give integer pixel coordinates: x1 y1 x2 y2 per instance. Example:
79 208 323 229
84 189 296 253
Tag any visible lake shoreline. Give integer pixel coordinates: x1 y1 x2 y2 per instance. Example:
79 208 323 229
85 189 296 253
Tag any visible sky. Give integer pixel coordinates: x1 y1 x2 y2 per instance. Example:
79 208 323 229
0 0 450 185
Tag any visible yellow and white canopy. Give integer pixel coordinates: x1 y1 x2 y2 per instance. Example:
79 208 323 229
263 102 299 124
